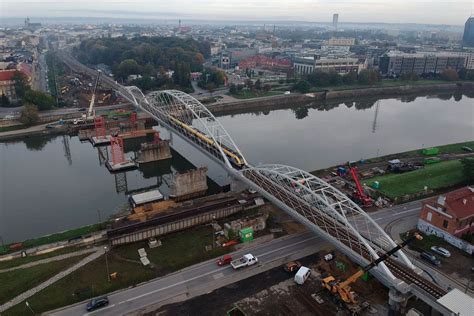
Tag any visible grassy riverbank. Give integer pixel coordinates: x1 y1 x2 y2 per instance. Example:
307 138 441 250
2 226 232 315
0 254 89 305
0 224 104 255
369 160 465 199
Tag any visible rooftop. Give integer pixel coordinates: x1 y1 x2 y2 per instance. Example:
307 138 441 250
425 186 474 220
0 69 16 81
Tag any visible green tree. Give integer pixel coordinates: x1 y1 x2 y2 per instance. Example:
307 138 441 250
12 71 29 98
24 90 55 111
263 84 271 92
294 80 310 93
19 103 39 126
441 69 459 81
229 83 237 95
255 79 262 90
0 93 10 107
358 69 380 85
342 71 358 85
461 157 474 184
115 59 141 81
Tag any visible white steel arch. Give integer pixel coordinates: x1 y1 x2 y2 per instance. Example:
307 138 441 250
140 90 248 169
240 164 415 279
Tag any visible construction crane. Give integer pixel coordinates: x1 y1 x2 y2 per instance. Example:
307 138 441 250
83 70 101 120
321 232 423 306
349 166 373 207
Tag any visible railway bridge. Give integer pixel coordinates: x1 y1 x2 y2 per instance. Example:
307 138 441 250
57 52 465 314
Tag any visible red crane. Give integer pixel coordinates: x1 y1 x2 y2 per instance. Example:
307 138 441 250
349 167 373 207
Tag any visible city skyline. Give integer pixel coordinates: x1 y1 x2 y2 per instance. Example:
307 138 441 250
1 0 473 25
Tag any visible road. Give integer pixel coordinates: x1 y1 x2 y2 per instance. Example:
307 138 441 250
49 203 426 316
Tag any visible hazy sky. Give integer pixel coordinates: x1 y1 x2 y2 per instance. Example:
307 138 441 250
1 0 472 25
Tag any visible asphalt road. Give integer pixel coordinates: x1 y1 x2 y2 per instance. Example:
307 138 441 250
48 203 424 316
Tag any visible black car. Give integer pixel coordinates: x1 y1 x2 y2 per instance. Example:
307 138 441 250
86 296 109 311
78 108 87 112
420 251 441 266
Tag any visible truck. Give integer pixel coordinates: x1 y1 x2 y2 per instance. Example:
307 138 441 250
231 253 258 269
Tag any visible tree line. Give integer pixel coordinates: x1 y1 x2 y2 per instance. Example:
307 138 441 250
73 37 210 91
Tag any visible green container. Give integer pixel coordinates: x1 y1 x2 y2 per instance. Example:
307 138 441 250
422 147 439 156
372 181 380 189
239 227 254 242
361 270 372 282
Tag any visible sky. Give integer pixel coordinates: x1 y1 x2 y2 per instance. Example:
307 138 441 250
1 0 473 25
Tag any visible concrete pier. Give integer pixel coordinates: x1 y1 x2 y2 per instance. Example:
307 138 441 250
91 135 112 146
170 167 208 201
105 160 137 172
137 140 172 163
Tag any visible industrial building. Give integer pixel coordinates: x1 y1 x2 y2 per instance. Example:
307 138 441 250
378 51 466 76
293 56 364 75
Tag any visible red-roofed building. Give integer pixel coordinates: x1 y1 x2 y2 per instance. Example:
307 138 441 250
0 69 17 100
417 187 474 254
0 64 31 101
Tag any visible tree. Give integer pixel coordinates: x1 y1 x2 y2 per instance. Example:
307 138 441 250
206 83 216 95
461 157 474 184
12 71 29 98
358 69 380 85
19 103 39 126
115 59 141 81
342 71 357 85
0 93 10 107
254 79 262 90
24 90 55 111
229 83 237 95
294 80 310 93
440 69 459 81
263 84 272 92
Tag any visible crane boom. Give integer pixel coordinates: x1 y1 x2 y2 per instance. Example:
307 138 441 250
349 166 372 207
87 70 102 119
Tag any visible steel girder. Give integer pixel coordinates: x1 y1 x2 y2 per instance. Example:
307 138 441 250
239 164 415 278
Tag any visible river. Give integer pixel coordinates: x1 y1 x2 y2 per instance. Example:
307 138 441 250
0 93 473 243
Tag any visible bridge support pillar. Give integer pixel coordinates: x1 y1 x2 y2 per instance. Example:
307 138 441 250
388 289 409 316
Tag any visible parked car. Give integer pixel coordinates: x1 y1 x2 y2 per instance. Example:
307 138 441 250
78 108 87 112
217 254 232 266
283 261 302 273
86 296 109 311
420 252 441 266
430 246 451 258
284 91 291 95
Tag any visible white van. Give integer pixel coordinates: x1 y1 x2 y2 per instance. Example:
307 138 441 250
294 266 311 285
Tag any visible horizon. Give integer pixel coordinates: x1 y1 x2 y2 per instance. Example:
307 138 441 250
1 0 473 26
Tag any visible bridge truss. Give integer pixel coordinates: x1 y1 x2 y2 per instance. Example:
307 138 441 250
113 84 446 299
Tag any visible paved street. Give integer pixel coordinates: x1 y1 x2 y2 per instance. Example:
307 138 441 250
48 203 426 316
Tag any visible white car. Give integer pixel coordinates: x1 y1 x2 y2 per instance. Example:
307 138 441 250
430 246 451 258
4 115 15 120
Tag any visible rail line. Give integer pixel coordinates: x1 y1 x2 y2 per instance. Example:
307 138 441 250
242 169 446 299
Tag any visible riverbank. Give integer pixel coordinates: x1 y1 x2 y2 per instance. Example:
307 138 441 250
310 140 474 203
209 81 474 116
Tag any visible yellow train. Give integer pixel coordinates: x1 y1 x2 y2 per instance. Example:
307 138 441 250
168 116 245 168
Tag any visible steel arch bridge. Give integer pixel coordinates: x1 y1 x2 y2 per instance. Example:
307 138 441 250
117 86 446 299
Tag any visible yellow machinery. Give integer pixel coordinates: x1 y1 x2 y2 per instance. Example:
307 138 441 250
321 232 422 305
168 116 245 168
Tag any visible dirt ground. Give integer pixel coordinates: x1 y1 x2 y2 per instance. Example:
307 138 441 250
153 252 399 316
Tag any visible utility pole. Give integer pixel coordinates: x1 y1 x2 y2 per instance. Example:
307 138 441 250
97 209 102 223
25 301 35 315
104 245 110 282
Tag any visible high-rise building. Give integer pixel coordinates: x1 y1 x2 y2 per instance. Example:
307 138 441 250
333 13 339 29
463 17 474 47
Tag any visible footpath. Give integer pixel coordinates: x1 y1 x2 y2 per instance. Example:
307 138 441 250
0 247 97 273
0 248 104 313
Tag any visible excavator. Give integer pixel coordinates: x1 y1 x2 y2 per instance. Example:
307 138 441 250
321 232 422 307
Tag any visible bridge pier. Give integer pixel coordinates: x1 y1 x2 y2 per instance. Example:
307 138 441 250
388 289 409 315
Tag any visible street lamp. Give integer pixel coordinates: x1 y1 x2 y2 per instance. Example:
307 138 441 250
25 301 35 315
104 245 110 282
211 215 216 249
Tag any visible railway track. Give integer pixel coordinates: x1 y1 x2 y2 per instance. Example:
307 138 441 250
243 170 447 300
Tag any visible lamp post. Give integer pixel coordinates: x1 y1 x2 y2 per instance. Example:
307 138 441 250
104 245 110 282
25 301 35 315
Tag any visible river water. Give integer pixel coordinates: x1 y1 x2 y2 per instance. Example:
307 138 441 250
0 93 473 242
